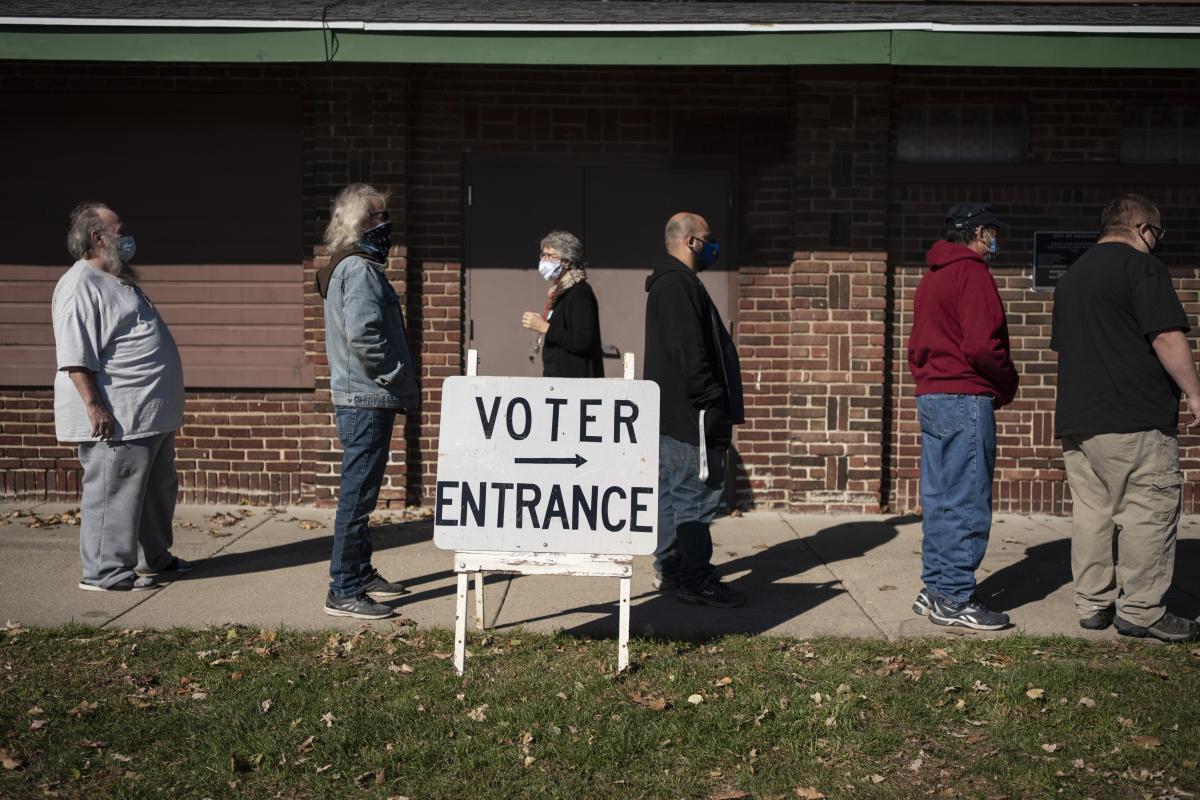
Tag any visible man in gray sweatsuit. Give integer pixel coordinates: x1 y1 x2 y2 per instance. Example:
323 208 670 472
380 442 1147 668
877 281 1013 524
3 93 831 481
52 202 190 592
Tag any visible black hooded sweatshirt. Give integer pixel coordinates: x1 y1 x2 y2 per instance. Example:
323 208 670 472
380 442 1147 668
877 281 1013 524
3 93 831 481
643 255 743 449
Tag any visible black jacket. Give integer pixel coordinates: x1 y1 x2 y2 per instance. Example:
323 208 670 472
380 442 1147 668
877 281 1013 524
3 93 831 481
643 255 743 448
542 281 604 378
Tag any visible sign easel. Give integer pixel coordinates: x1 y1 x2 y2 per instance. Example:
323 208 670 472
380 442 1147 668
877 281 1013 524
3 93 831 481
438 349 657 676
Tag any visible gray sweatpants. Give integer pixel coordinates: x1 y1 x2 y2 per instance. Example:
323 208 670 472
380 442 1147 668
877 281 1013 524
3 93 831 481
78 431 178 588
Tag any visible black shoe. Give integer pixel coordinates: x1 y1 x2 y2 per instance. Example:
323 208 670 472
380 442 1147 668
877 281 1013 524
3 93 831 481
1079 606 1115 631
929 595 1009 631
323 591 393 620
678 579 747 609
137 556 194 577
1114 611 1200 643
362 569 407 600
912 588 933 617
652 573 680 592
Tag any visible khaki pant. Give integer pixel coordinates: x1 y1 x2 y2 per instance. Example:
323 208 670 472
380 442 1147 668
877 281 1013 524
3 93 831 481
1062 430 1182 628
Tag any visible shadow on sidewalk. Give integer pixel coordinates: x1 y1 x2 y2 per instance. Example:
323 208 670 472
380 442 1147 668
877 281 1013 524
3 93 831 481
506 516 914 641
174 520 457 597
978 537 1200 619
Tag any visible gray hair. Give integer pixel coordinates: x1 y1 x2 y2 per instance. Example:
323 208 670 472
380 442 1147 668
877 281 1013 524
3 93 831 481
324 183 389 252
66 202 110 260
540 230 584 266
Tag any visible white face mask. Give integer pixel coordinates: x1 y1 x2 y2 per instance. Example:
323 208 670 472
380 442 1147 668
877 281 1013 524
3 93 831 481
538 258 563 281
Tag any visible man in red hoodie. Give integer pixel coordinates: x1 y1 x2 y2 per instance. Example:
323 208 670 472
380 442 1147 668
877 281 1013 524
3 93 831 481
907 203 1019 630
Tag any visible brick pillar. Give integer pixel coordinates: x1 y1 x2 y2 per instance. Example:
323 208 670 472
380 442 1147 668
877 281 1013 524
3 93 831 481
407 261 464 503
789 251 888 512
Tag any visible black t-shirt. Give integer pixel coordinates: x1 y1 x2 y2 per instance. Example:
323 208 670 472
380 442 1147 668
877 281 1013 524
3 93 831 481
1052 242 1190 437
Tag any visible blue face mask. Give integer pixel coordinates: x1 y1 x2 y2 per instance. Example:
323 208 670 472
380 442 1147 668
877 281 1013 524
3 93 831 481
117 235 136 263
693 237 720 269
986 236 999 259
358 220 393 263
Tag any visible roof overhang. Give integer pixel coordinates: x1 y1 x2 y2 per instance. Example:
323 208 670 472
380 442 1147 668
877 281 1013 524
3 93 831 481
1 19 1198 68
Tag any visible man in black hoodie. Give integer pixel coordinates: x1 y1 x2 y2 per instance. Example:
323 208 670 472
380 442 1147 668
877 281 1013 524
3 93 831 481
644 212 746 608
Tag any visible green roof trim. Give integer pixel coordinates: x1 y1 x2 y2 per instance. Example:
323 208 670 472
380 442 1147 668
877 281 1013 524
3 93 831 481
0 27 1197 68
892 31 1200 68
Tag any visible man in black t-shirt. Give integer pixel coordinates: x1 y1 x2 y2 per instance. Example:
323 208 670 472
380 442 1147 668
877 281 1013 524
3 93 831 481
1053 193 1200 643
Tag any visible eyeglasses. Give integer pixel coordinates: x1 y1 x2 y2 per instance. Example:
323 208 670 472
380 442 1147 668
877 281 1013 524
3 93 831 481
368 210 391 222
1141 223 1166 241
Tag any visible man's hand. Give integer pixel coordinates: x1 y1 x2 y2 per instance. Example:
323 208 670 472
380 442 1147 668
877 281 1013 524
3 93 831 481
1186 395 1200 429
521 312 549 334
66 368 115 440
85 402 115 440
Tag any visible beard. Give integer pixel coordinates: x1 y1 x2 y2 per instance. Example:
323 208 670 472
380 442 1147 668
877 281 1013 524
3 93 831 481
98 235 138 283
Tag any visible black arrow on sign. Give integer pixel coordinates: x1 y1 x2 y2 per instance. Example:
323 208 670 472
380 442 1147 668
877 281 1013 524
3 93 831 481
514 454 588 468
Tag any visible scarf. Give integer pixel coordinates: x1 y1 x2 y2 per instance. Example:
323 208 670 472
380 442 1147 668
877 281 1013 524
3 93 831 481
543 266 588 317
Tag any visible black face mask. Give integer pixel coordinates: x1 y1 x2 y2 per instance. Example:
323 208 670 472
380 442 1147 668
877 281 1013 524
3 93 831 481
358 220 393 263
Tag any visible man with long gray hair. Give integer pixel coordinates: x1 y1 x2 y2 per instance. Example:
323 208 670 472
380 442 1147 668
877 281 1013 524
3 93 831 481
315 183 419 620
53 202 190 591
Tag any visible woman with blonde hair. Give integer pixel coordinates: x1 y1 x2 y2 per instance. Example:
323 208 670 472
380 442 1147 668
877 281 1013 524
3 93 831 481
520 230 604 378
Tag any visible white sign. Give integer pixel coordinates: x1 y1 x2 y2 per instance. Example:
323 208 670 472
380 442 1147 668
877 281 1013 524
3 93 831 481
433 376 659 555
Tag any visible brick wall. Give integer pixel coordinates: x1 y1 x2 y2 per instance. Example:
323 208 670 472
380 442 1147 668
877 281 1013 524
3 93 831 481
886 67 1200 515
5 62 1200 515
735 252 888 512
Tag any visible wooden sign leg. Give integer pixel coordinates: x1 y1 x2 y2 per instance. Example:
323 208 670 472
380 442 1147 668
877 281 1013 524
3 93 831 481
454 572 469 676
474 572 486 629
618 574 631 673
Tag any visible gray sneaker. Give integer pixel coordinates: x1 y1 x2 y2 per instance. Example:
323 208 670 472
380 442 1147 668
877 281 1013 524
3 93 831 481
324 591 393 620
1078 605 1115 631
1115 611 1200 643
362 569 407 600
78 575 159 592
912 588 933 617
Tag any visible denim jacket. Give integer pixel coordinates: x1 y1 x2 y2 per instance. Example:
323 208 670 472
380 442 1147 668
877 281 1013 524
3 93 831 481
321 254 420 409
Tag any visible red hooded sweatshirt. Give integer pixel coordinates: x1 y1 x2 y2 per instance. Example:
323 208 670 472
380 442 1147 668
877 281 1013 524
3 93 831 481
907 241 1019 407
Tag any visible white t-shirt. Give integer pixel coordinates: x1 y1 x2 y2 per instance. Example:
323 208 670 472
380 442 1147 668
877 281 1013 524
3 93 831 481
51 260 185 442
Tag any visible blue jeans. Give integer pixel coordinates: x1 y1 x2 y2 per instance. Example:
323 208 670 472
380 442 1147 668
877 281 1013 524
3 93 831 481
654 435 726 591
330 406 396 598
917 393 996 604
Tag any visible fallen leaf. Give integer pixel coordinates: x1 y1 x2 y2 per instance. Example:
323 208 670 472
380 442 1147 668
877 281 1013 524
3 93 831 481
296 736 315 753
971 681 991 694
793 787 826 799
78 738 106 749
67 700 98 718
111 753 132 763
0 749 22 770
315 763 332 774
1132 735 1162 749
1117 716 1134 728
29 719 48 731
877 585 897 592
1078 697 1096 708
868 774 885 784
320 712 336 728
631 692 669 711
260 700 273 714
298 520 321 530
687 694 705 705
26 705 43 716
467 704 489 721
908 758 923 772
522 755 537 768
1041 743 1059 753
1026 688 1046 700
711 791 749 800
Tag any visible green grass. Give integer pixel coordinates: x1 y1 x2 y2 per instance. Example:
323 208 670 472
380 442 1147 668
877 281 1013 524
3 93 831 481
1 624 1198 799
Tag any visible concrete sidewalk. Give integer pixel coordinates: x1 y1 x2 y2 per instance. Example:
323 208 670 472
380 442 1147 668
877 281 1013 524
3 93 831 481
3 502 1199 641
